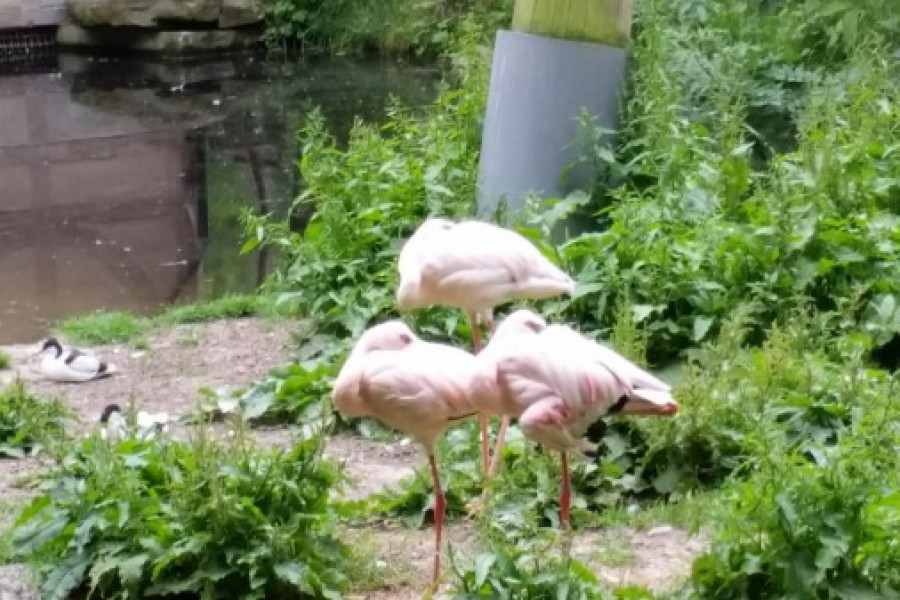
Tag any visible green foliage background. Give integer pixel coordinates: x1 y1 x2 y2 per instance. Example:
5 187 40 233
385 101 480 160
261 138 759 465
4 0 899 598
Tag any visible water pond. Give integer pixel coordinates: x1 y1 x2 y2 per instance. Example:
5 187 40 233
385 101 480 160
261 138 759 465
0 50 440 343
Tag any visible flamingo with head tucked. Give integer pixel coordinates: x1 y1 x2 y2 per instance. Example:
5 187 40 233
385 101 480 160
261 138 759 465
331 320 500 588
396 218 575 475
473 309 679 528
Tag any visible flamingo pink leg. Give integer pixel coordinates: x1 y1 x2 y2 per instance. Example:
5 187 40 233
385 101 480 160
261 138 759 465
467 311 491 476
560 451 571 529
484 314 513 477
428 453 446 587
478 414 491 476
487 416 510 477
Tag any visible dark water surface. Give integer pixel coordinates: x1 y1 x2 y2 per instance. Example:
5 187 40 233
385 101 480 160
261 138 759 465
0 51 440 344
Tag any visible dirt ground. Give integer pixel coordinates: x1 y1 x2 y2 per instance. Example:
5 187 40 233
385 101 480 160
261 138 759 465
0 318 707 599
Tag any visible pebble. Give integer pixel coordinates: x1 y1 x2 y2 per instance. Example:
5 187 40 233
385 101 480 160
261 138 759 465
0 565 37 600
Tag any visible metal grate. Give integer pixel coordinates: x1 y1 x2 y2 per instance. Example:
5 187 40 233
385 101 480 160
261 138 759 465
0 27 57 74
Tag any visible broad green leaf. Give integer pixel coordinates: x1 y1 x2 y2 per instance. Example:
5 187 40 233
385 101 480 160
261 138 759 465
651 463 681 494
13 512 69 555
41 553 90 600
692 316 714 342
475 553 496 587
631 305 655 323
275 561 314 593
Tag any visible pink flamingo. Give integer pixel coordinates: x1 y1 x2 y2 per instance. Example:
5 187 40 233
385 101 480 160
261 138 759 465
396 217 575 475
331 320 499 588
473 309 679 528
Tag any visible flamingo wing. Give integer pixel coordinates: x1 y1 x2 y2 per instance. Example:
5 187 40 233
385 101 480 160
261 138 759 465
518 396 592 453
542 325 671 393
441 221 573 293
398 219 574 309
338 341 485 445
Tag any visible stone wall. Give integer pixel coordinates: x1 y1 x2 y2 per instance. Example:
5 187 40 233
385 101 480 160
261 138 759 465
0 0 263 52
67 0 263 29
0 0 67 28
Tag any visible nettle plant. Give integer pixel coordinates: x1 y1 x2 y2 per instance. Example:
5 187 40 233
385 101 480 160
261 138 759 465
236 26 495 430
523 0 899 366
685 364 900 599
11 429 347 600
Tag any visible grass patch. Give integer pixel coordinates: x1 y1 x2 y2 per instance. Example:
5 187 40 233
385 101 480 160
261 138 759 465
0 350 9 370
55 294 278 346
157 294 266 327
588 488 727 534
591 540 636 568
56 311 147 345
342 528 419 593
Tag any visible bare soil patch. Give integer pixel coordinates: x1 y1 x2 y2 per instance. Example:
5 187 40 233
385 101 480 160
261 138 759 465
325 433 420 500
1 318 293 430
574 525 709 592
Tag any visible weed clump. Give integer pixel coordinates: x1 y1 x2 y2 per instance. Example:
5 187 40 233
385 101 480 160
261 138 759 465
10 429 347 599
56 311 147 345
0 381 69 457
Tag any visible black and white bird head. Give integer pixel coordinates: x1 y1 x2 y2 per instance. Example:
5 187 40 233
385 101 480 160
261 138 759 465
99 403 123 424
99 403 129 441
39 338 64 357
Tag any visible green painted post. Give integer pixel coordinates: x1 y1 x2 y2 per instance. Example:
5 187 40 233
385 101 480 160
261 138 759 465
511 0 633 48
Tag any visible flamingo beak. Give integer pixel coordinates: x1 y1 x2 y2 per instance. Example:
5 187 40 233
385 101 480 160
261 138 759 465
618 397 679 417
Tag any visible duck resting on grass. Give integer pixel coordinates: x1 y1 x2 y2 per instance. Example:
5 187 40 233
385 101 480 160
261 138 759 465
37 338 117 382
99 403 169 441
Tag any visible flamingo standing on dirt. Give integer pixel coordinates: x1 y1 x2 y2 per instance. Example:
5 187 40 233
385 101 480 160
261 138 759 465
396 217 576 475
473 309 679 528
331 320 500 589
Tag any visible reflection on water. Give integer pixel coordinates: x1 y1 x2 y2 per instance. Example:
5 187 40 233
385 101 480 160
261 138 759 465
0 51 439 343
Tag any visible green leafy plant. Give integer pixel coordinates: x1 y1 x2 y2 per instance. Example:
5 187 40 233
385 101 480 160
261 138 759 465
56 294 276 346
448 520 659 600
10 427 348 600
235 25 498 432
0 350 10 370
246 25 489 339
261 0 512 56
234 2 900 596
685 370 900 599
0 381 69 457
450 542 607 600
522 0 899 365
